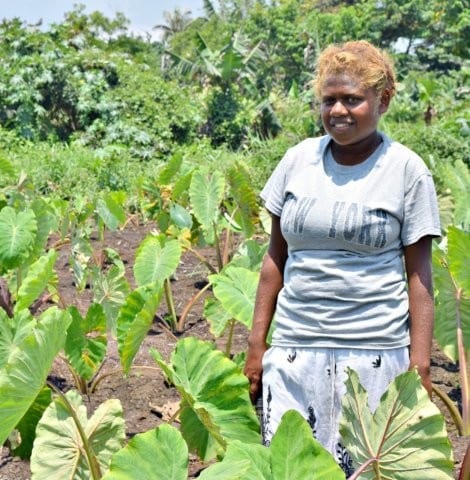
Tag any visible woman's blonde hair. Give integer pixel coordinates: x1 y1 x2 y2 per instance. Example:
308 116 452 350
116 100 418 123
313 40 396 99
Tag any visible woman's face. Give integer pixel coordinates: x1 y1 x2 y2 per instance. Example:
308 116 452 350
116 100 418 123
320 74 389 146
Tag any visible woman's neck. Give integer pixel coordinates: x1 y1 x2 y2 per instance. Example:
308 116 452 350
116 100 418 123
331 132 382 166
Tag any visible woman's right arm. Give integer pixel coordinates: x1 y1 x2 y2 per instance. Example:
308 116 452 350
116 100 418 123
244 214 287 403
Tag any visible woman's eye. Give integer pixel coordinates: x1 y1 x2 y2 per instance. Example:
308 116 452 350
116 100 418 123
346 97 361 105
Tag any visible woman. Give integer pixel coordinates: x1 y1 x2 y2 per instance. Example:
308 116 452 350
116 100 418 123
244 40 441 474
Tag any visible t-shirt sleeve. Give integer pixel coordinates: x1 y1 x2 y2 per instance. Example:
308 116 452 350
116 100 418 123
401 171 441 246
260 151 292 217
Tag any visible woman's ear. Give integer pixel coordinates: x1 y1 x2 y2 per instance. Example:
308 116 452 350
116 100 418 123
378 89 391 114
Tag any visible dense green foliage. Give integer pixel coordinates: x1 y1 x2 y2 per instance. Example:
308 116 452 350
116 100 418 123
0 1 468 478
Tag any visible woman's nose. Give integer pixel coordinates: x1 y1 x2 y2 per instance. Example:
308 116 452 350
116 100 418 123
330 100 348 116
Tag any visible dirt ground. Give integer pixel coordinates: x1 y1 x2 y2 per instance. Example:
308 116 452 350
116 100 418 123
0 222 467 479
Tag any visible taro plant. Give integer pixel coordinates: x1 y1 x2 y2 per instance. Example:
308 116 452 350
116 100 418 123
151 336 261 461
189 162 259 272
102 424 189 480
30 389 126 480
205 238 267 356
0 203 61 317
62 303 108 394
0 307 71 455
102 412 343 480
206 264 259 356
340 368 454 479
132 232 182 332
432 226 470 437
150 336 453 479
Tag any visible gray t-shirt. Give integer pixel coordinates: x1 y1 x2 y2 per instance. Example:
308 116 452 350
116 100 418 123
261 133 441 349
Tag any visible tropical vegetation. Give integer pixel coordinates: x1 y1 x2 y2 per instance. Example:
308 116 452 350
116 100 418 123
0 0 468 478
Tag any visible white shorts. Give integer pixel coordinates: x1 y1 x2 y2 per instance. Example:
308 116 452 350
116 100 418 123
261 346 409 475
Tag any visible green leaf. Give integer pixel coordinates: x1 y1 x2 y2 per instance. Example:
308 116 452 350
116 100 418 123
198 440 270 479
95 193 126 231
204 296 233 338
151 337 260 462
30 391 125 480
133 235 182 288
158 151 183 184
117 286 163 374
15 249 57 313
189 168 225 241
0 307 71 446
93 265 130 336
102 424 188 480
0 157 17 178
65 304 107 381
170 203 193 229
447 226 470 293
30 198 59 257
0 207 37 270
271 410 344 480
11 386 52 459
227 163 259 238
433 235 470 362
209 266 259 329
340 368 454 479
199 412 344 480
0 309 35 368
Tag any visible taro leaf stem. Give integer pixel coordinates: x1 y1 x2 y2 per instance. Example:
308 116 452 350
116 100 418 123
164 277 178 331
347 457 378 480
432 385 464 436
46 381 102 480
455 288 469 435
225 319 236 357
177 282 211 332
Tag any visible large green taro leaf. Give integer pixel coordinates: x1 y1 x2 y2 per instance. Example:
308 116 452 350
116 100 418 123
340 368 454 479
95 193 126 231
0 307 71 446
271 410 344 479
198 411 345 480
65 304 107 381
189 168 225 243
0 206 37 271
433 227 470 362
151 337 260 462
208 266 259 330
93 264 130 336
133 235 182 287
14 249 57 313
117 285 163 374
30 390 125 480
11 386 52 459
0 308 35 368
102 424 188 480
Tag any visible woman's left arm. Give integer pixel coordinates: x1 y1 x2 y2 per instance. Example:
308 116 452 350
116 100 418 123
404 235 435 397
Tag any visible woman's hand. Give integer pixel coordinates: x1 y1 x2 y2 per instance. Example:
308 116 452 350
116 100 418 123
244 340 268 403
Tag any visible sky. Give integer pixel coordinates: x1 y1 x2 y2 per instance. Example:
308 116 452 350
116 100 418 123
0 0 204 39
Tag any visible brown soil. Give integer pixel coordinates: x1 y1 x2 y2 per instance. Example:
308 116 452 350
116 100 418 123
0 222 467 479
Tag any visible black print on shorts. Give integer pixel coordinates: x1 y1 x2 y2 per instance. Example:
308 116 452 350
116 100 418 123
287 349 297 363
307 406 317 437
372 355 382 368
262 385 273 446
336 442 355 477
